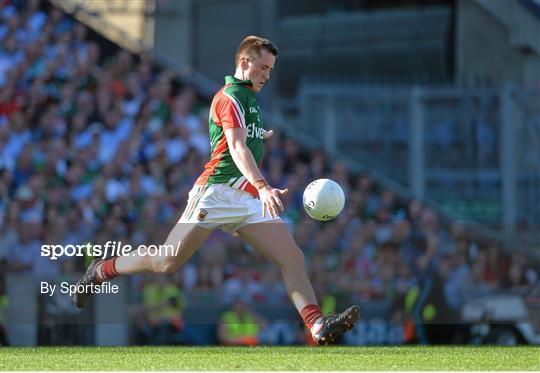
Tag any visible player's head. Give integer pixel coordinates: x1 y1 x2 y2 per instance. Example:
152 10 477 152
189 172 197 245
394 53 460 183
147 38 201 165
235 35 278 93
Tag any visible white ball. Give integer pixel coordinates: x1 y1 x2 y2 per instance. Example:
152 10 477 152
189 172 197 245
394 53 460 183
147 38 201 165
303 178 345 221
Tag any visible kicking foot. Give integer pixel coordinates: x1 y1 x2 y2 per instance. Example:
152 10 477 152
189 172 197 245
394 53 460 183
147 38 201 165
311 305 360 345
73 259 102 309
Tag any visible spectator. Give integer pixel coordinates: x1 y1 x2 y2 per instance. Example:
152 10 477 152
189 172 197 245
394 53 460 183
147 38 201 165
221 266 264 304
217 298 266 346
504 253 538 294
141 275 187 345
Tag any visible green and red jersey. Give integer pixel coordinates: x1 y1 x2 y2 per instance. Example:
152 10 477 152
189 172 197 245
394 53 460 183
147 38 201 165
195 76 265 197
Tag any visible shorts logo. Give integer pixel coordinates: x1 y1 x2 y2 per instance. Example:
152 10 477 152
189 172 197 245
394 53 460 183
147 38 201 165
197 209 208 221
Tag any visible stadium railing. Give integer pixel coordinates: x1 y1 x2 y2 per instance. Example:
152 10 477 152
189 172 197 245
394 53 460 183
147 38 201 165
298 82 540 258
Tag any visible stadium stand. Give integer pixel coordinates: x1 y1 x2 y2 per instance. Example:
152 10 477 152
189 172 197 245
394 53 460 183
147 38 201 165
1 0 538 346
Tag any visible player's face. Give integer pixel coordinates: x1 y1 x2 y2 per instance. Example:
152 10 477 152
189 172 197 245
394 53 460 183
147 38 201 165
243 49 275 93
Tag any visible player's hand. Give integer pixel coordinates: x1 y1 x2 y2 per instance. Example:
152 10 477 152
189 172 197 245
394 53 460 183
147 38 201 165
259 185 288 218
262 129 274 140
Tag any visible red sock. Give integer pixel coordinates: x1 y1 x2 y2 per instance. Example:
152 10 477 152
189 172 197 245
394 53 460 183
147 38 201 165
98 257 119 282
301 304 323 329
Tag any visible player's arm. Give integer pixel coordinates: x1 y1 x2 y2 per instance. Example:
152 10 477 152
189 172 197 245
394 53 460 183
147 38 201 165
225 127 287 218
225 127 264 185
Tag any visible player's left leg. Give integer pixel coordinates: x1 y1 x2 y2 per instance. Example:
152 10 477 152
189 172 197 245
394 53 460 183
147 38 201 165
236 221 359 344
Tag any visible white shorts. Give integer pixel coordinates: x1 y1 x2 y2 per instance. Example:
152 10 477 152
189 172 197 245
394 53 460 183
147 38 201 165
178 183 281 234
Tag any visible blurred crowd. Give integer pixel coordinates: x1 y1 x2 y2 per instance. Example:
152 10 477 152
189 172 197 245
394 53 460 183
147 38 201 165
1 0 538 345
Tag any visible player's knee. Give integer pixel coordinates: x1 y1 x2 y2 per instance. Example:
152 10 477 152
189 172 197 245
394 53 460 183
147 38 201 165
152 257 178 274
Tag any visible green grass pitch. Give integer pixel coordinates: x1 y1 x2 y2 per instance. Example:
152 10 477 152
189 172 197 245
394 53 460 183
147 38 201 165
2 346 539 371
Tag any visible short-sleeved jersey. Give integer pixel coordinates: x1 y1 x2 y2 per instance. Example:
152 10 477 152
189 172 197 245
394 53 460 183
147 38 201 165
195 76 265 197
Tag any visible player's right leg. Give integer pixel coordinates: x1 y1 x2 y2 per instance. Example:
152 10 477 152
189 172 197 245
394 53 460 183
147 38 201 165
236 221 360 345
73 222 214 309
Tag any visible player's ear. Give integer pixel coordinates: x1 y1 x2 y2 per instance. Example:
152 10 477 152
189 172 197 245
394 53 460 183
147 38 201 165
240 56 250 71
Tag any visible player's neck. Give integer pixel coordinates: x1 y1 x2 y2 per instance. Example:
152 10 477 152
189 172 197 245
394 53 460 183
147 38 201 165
234 69 248 81
233 70 256 93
